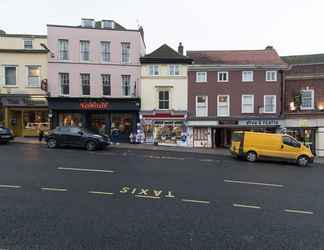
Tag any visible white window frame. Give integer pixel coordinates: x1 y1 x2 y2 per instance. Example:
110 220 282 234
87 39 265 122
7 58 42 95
121 75 131 96
80 73 90 96
58 39 69 61
196 96 208 117
241 94 254 113
263 95 276 113
101 41 111 63
217 95 230 117
217 71 229 82
169 64 180 76
4 65 17 86
24 39 33 49
149 65 159 76
26 65 41 87
121 42 131 64
158 89 170 110
102 74 111 96
300 89 315 110
196 72 207 83
59 72 70 96
266 71 277 82
242 71 254 82
80 40 90 62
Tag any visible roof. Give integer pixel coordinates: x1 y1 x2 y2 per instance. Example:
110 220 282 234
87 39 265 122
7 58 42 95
0 49 48 54
281 54 324 65
140 44 193 64
187 48 286 66
0 33 47 38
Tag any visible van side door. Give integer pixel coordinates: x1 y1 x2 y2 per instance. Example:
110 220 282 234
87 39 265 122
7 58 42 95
281 135 301 160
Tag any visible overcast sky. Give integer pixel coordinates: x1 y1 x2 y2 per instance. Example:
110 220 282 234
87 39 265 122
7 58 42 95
1 0 323 56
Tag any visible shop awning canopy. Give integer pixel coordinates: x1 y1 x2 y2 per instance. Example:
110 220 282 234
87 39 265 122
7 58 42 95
0 95 47 108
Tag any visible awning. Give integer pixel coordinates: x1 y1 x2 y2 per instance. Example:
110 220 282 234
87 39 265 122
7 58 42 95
0 95 48 108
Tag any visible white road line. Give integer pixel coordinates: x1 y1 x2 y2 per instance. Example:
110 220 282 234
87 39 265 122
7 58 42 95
0 185 21 189
200 159 214 162
233 203 261 209
88 191 114 196
57 167 114 173
224 179 284 188
181 199 210 204
135 195 160 199
161 156 185 160
284 209 314 215
41 187 67 192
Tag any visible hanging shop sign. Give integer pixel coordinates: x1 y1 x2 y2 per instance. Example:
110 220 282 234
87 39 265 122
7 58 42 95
80 102 109 110
238 119 280 126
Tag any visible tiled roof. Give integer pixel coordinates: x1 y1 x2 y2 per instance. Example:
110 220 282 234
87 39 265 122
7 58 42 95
140 44 192 64
187 47 286 66
281 54 324 65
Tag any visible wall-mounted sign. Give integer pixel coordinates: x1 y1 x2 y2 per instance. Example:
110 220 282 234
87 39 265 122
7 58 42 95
80 102 109 110
239 119 280 126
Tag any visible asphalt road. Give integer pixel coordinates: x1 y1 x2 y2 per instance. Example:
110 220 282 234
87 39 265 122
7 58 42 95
0 143 324 250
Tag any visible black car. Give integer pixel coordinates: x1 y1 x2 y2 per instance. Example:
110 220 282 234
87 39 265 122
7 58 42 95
0 126 14 144
45 126 110 151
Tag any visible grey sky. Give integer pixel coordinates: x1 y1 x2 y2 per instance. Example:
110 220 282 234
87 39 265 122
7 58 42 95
1 0 323 56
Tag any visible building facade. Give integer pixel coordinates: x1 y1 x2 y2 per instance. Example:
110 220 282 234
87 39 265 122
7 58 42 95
282 54 324 156
47 19 145 141
0 31 49 136
140 43 192 145
187 47 287 148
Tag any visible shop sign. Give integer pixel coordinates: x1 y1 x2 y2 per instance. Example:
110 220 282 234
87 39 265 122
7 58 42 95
80 102 109 110
239 119 280 126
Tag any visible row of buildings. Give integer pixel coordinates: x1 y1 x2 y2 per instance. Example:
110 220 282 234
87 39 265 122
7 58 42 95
0 18 324 156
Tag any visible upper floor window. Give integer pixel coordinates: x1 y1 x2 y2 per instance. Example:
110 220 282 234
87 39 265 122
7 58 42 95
266 71 277 82
196 96 208 117
4 66 17 86
121 42 130 64
149 65 159 76
24 39 33 49
196 72 207 82
242 71 253 82
241 95 254 113
102 74 111 96
59 73 69 95
264 95 276 113
158 89 170 110
121 75 131 96
300 89 314 110
217 95 230 117
80 40 90 61
27 66 41 87
169 65 180 76
101 41 111 63
58 39 69 60
217 71 229 82
81 73 90 95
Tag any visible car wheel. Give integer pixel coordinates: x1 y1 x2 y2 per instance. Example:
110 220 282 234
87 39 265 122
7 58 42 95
86 141 97 151
246 151 257 162
297 155 309 167
47 138 57 149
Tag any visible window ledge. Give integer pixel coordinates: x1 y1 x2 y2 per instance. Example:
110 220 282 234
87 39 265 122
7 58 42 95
2 85 18 88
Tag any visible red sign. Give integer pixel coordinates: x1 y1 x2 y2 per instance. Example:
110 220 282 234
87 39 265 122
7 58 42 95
80 102 109 110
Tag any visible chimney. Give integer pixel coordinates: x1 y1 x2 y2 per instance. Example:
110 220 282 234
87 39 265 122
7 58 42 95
139 26 144 41
265 45 274 50
178 42 184 55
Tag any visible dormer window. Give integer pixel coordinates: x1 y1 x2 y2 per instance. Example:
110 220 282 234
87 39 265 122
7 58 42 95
24 39 33 49
102 20 115 29
81 18 95 28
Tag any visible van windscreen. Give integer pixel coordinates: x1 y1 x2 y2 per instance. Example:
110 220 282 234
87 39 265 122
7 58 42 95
232 132 242 142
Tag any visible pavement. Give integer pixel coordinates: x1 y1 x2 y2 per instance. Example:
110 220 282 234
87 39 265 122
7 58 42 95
0 143 324 249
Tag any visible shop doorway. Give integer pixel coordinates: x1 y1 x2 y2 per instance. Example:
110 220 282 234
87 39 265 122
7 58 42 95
9 110 22 136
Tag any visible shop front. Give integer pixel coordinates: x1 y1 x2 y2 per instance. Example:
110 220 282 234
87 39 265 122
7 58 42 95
0 95 49 137
48 97 140 142
140 112 187 145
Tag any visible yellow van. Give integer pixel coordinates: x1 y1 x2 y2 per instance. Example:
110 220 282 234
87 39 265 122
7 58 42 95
230 131 314 167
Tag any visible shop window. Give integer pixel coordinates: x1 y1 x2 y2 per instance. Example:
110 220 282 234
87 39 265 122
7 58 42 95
58 39 69 60
121 75 131 96
158 90 169 110
5 66 17 85
217 95 230 117
80 40 90 61
102 74 111 96
81 73 90 95
264 95 276 113
111 113 133 135
300 89 314 110
59 73 69 95
242 95 254 113
194 128 208 140
23 111 49 130
59 113 81 127
27 66 41 87
155 120 183 143
196 96 208 117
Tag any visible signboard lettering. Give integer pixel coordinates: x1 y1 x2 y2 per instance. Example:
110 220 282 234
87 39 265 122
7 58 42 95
239 119 280 126
80 102 109 110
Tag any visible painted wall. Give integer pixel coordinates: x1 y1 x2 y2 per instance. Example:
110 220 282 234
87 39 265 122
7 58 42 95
47 25 145 97
140 64 188 111
0 36 47 50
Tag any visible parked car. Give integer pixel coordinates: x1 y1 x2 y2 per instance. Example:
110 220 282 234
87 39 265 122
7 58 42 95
45 126 110 151
230 131 314 167
0 125 14 144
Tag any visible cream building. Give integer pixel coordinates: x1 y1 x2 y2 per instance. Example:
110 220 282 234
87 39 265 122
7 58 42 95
0 31 48 136
140 43 192 144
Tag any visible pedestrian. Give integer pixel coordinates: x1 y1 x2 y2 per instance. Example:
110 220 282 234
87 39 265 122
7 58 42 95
38 127 44 142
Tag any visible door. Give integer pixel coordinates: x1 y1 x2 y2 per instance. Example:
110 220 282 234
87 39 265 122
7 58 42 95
66 127 83 147
9 111 22 137
280 135 301 160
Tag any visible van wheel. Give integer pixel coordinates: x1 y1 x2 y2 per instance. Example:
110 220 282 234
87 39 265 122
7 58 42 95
297 155 309 167
246 151 257 162
86 141 97 151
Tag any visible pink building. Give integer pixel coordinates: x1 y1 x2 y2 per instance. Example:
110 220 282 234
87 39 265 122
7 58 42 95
47 19 145 141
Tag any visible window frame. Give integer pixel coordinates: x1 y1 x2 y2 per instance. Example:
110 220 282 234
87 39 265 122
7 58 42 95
59 72 70 96
58 39 69 61
217 95 230 117
149 64 159 76
242 71 254 82
27 65 41 87
80 73 90 96
80 40 90 62
263 95 277 113
217 71 229 82
195 95 208 117
169 64 180 76
24 39 33 49
241 94 254 113
121 75 131 96
101 41 111 63
266 70 277 82
102 74 111 96
300 89 315 110
158 89 170 110
4 66 17 86
196 72 207 83
121 42 131 64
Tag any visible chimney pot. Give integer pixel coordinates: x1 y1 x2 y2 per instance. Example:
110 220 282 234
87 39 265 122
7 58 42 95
178 42 184 55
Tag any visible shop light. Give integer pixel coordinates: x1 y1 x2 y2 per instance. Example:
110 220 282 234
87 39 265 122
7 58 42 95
290 102 296 111
319 105 324 111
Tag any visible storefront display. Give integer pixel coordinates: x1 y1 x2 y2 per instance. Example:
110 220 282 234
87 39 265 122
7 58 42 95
286 127 316 153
